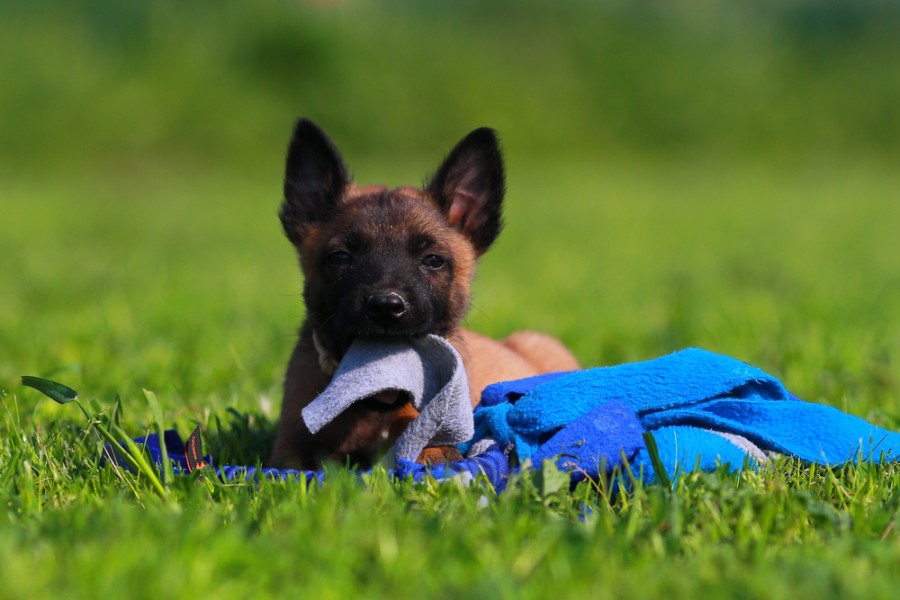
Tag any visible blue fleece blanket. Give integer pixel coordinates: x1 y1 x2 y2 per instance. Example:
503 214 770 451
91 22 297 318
123 348 900 489
463 347 900 484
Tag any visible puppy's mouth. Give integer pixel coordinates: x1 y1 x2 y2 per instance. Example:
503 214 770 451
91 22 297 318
360 389 413 411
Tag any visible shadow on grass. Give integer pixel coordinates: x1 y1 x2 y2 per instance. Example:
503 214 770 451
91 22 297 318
205 408 277 467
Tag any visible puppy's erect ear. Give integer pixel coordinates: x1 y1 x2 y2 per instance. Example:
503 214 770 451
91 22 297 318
280 119 350 244
427 128 505 255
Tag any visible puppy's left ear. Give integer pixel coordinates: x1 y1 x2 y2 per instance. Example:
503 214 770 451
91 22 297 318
427 128 505 255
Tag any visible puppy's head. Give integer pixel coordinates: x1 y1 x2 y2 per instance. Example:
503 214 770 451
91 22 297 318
280 119 505 358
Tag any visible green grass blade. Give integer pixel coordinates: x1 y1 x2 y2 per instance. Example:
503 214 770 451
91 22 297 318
90 417 149 482
143 389 172 487
0 448 26 496
643 431 672 490
108 421 168 498
20 376 78 404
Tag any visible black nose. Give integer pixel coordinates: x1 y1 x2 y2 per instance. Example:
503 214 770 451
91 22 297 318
364 292 407 323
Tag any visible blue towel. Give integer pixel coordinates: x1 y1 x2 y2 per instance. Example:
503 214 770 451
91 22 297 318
465 347 900 484
527 399 646 482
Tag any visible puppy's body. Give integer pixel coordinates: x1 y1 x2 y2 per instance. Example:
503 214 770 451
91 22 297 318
268 120 579 470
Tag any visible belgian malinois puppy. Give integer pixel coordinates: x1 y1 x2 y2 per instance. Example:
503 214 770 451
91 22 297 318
268 119 579 469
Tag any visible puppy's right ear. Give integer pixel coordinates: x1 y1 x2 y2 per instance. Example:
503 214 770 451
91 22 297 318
280 119 349 244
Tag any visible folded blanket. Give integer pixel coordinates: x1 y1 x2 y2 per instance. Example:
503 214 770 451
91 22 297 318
301 334 473 462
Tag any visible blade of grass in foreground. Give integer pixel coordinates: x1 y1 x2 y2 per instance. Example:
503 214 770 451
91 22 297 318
643 431 673 490
20 376 78 404
144 389 172 487
20 376 168 499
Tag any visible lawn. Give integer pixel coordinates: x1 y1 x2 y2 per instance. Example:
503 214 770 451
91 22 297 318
2 2 900 598
4 157 900 599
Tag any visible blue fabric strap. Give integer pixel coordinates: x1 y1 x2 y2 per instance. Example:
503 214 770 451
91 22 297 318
108 431 510 489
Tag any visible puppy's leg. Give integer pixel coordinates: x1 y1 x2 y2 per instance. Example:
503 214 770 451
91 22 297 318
268 333 332 469
417 446 464 464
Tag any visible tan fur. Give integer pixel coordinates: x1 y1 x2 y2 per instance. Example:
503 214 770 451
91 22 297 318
450 329 580 407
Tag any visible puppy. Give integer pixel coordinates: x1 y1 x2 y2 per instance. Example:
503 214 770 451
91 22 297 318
268 119 579 469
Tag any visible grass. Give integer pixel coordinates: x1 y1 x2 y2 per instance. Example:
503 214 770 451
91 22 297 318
3 1 900 597
3 156 900 599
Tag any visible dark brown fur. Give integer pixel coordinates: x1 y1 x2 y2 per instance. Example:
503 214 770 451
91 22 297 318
268 119 579 469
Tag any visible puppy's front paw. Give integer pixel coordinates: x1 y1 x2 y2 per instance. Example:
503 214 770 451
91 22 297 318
416 445 463 465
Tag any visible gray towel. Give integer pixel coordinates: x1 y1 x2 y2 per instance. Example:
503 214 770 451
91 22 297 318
301 334 474 463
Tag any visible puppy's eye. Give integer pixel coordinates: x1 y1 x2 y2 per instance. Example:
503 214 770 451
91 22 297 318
422 254 446 270
327 251 353 267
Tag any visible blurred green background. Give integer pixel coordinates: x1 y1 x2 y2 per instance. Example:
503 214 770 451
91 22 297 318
2 0 898 172
2 0 899 435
